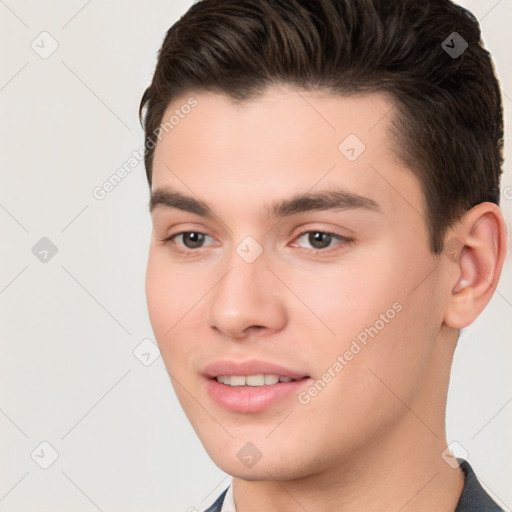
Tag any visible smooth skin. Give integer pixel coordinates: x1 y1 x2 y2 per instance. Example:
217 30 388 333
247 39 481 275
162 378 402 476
146 86 507 512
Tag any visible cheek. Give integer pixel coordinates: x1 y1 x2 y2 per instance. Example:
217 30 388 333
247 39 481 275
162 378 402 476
316 274 439 419
283 254 402 347
145 248 189 350
145 247 211 380
145 250 169 335
294 249 434 388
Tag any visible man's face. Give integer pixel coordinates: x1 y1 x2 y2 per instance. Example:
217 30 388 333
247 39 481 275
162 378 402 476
146 87 450 479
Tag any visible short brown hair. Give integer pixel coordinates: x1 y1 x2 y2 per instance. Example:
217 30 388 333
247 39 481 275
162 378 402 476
139 0 504 253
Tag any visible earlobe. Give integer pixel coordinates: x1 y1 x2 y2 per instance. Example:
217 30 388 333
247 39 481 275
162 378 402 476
444 203 507 330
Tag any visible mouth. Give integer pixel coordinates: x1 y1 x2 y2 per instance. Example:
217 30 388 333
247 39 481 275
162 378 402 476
203 360 311 413
203 359 308 381
215 374 300 386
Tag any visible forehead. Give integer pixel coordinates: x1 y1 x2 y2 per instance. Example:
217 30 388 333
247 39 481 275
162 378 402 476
151 87 422 223
154 86 396 167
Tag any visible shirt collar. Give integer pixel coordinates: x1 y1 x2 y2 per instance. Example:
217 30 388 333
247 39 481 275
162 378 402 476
212 460 504 512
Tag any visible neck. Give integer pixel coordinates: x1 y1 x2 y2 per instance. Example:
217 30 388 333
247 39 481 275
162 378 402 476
232 417 465 512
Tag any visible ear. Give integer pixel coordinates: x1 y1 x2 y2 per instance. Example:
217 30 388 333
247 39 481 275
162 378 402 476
443 202 508 330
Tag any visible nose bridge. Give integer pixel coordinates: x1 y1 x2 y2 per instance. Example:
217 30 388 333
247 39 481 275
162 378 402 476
207 238 286 337
215 243 269 314
221 233 269 296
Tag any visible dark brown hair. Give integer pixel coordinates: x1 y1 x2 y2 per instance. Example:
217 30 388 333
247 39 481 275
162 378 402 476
139 0 504 253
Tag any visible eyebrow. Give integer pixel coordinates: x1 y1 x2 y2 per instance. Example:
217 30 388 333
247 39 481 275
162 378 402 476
149 188 381 218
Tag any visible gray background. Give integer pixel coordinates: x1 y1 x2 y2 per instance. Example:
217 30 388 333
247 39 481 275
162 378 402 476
0 1 511 511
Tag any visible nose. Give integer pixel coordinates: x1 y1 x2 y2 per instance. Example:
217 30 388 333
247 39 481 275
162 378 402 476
207 250 288 340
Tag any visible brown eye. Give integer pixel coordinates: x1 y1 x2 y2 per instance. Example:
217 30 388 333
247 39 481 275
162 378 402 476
294 230 348 251
180 232 206 249
307 232 334 249
160 230 217 256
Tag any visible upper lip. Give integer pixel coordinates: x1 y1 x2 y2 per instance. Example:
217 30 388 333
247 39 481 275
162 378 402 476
203 359 308 380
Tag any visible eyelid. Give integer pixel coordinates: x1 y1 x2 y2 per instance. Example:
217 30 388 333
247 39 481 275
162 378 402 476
160 231 217 250
290 228 353 251
160 227 354 255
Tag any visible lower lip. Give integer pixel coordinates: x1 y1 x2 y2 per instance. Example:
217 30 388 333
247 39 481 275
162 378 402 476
206 377 311 413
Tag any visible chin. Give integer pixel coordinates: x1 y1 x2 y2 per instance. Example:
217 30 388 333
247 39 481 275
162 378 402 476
202 436 314 482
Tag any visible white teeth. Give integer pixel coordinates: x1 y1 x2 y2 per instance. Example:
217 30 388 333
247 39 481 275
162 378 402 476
264 375 279 385
216 374 296 386
246 374 265 386
229 376 246 386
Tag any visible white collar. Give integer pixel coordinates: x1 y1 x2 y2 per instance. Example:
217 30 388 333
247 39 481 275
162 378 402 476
219 483 236 512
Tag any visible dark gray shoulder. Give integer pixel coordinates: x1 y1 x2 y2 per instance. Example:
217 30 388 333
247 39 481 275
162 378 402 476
454 460 505 512
203 487 228 512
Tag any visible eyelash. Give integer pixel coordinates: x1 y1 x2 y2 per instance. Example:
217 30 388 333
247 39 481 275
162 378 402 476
160 229 353 256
